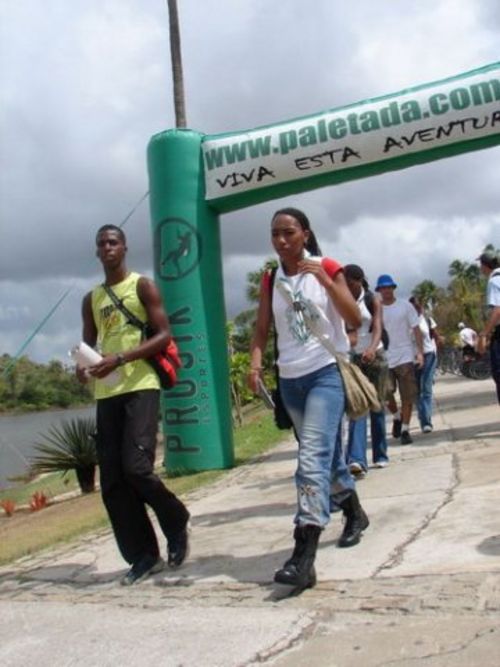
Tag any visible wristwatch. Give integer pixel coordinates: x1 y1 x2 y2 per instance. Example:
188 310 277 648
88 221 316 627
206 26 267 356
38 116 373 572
116 353 126 366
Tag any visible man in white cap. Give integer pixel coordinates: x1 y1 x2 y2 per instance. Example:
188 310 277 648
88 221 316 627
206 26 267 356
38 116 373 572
375 274 424 444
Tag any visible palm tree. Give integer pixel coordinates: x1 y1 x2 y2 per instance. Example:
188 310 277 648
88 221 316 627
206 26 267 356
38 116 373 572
412 280 443 310
166 0 186 128
246 258 277 303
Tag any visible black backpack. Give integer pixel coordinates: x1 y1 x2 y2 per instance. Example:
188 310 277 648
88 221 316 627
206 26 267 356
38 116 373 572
364 290 390 350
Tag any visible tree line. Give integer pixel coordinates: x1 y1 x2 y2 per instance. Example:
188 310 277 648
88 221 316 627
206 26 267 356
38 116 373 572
2 245 495 417
411 244 498 339
0 355 92 412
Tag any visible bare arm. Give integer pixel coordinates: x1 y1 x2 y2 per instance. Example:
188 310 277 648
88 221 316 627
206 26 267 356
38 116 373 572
431 324 445 350
82 292 97 348
75 292 98 383
133 276 171 358
297 259 362 328
362 294 383 362
248 277 272 393
478 306 500 353
413 325 424 368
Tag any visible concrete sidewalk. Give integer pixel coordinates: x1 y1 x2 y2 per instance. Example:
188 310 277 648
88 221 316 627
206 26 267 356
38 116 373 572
1 373 499 666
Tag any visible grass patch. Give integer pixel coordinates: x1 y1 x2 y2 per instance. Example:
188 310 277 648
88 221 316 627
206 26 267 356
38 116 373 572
0 407 289 566
0 494 108 565
233 409 286 464
0 470 80 506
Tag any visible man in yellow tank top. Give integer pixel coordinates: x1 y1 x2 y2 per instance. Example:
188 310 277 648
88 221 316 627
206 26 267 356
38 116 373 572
78 224 190 585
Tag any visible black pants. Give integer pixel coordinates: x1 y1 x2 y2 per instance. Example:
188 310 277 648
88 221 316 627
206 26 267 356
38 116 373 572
96 390 189 565
490 334 500 405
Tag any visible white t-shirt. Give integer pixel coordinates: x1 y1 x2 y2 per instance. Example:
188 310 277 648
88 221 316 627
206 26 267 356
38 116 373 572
414 314 437 354
352 289 383 355
382 298 420 368
486 268 500 308
272 259 349 379
459 327 477 346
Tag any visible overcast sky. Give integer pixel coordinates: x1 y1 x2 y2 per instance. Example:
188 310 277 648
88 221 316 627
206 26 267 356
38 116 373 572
1 0 499 364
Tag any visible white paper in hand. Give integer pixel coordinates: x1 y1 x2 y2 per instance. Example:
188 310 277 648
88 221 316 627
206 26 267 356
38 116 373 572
70 342 120 387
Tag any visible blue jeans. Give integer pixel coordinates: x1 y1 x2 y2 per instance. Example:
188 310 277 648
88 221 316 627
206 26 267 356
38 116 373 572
415 352 437 429
280 364 355 528
347 410 389 470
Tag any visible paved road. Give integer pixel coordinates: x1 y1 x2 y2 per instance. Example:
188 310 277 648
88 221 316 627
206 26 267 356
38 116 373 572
1 373 499 666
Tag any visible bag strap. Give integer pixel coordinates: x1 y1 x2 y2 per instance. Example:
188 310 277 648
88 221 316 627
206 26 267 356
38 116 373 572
102 284 147 333
364 289 387 343
274 279 347 364
364 290 374 315
364 290 375 335
426 316 436 340
268 267 280 383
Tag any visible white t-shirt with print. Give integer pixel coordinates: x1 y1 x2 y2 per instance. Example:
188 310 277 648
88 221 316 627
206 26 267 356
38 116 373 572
273 260 349 379
382 298 420 368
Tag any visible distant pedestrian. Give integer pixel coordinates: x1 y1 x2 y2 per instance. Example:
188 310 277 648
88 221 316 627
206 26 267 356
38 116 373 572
458 322 478 359
409 297 441 433
477 250 500 403
375 274 424 445
78 225 190 585
344 264 389 475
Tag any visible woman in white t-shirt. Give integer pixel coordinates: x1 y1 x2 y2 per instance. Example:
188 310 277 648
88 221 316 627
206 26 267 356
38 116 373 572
249 207 368 591
344 265 389 475
410 297 440 432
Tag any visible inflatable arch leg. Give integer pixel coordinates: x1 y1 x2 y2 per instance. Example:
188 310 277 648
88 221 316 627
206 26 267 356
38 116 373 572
148 129 234 472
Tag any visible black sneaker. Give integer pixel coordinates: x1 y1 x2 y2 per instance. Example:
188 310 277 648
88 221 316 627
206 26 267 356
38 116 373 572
120 555 164 586
400 430 413 445
167 522 190 569
392 419 402 438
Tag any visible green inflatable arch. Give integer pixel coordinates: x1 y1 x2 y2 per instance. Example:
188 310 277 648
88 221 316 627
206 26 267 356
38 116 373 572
148 61 500 473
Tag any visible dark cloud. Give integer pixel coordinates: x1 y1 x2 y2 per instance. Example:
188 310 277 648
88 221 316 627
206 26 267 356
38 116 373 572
1 0 499 362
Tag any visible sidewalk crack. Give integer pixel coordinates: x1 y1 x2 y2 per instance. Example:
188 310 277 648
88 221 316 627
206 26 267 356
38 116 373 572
373 452 460 575
243 610 321 665
376 625 498 666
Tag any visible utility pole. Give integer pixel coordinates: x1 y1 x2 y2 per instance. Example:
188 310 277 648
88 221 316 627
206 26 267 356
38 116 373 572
166 0 187 128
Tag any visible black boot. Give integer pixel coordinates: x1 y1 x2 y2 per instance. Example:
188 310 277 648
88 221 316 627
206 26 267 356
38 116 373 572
338 491 369 548
282 526 302 568
274 524 321 589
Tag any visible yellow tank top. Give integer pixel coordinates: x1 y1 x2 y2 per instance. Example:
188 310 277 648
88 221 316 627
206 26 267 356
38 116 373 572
91 272 160 399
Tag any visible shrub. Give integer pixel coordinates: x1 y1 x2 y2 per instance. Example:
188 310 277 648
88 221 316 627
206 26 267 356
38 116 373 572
1 499 16 517
29 491 48 511
30 417 98 494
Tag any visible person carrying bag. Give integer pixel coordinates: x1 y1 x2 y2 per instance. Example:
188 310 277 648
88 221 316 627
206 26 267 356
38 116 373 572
344 264 390 476
248 207 370 593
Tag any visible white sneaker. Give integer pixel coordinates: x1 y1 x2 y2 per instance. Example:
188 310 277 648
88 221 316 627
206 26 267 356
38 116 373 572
422 425 433 433
349 462 364 473
374 461 388 468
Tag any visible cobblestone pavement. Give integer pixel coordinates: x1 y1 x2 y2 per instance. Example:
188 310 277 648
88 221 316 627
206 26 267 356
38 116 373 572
1 373 499 666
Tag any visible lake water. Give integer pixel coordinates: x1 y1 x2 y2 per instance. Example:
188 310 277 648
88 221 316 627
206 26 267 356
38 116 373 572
0 405 95 489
